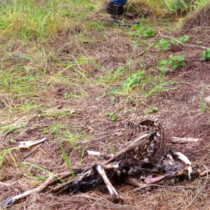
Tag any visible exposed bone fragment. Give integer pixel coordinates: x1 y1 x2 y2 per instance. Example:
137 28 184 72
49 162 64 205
3 115 202 207
96 164 119 200
171 137 200 144
172 151 193 179
18 137 47 148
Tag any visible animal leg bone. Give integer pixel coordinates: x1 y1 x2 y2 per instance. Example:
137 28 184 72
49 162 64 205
124 177 150 188
144 174 173 184
96 164 120 200
171 151 193 179
86 150 114 160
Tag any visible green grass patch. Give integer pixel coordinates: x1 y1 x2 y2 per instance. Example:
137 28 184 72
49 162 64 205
0 147 18 168
60 145 75 177
0 0 97 42
200 49 210 61
0 68 38 95
22 161 62 180
130 24 156 38
158 55 186 72
0 124 25 137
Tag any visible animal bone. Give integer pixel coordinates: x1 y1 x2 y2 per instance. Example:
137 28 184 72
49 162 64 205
53 116 195 198
3 115 200 207
96 164 120 200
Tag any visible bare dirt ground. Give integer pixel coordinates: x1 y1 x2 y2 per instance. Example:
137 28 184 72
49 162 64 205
0 13 210 210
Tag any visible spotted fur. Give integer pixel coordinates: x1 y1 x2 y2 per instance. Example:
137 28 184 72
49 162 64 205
124 115 165 163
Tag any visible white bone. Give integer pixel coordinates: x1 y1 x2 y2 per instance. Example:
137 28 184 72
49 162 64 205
174 152 192 165
18 137 47 148
87 150 101 156
96 164 119 198
173 151 193 179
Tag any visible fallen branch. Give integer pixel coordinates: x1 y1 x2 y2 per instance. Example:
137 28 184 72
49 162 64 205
0 181 20 187
3 156 208 207
3 175 54 207
2 170 81 207
138 36 158 56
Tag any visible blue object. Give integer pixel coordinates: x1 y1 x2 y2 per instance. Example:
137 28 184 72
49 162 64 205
111 0 128 6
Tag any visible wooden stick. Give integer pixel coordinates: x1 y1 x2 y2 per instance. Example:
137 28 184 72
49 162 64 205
158 31 209 49
3 175 54 207
2 170 79 207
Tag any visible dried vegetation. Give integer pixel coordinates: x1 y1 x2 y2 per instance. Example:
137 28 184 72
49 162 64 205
183 2 210 30
0 0 210 209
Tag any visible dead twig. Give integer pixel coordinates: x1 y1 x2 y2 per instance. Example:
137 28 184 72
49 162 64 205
0 181 20 187
158 31 209 50
138 36 158 56
2 170 80 207
3 175 54 207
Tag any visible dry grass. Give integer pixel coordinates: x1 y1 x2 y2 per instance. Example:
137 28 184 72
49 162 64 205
126 0 156 18
182 2 210 31
0 1 210 209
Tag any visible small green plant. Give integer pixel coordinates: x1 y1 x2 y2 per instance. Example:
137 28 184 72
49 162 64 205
169 55 186 69
86 22 105 32
178 35 190 43
145 80 178 97
130 24 143 37
155 39 171 51
62 130 88 164
172 35 190 45
39 109 77 118
158 59 170 72
85 5 95 11
146 106 159 114
158 55 186 72
98 66 126 86
22 161 60 180
200 49 210 61
130 25 155 38
43 124 63 136
123 70 145 90
0 124 24 136
24 174 48 181
195 41 203 45
60 145 75 177
142 28 156 38
105 112 118 121
98 88 117 99
62 130 86 151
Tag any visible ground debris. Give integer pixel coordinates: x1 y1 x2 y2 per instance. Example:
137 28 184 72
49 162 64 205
2 115 208 208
